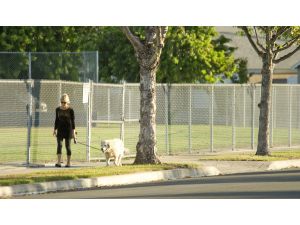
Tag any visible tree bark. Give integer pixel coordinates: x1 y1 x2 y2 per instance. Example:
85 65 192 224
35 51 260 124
121 27 167 164
134 65 161 164
256 53 274 156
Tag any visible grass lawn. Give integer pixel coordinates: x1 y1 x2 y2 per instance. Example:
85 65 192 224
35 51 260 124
198 150 300 161
1 124 300 163
0 163 196 187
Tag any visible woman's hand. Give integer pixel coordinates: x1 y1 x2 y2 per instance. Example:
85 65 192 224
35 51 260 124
72 130 77 144
72 129 77 139
53 130 57 137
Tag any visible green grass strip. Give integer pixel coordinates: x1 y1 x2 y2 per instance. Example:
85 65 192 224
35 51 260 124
199 150 300 161
0 163 197 187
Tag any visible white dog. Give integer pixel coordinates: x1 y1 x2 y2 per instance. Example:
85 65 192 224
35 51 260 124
100 139 128 166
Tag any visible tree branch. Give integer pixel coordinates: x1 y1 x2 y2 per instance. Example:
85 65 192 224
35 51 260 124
160 26 168 45
271 27 290 43
274 45 300 64
155 27 161 48
153 26 168 46
145 26 156 46
120 26 144 51
254 26 266 51
238 26 264 57
274 34 300 54
265 27 272 50
259 26 270 33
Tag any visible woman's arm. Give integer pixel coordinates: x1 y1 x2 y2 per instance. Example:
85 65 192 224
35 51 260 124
70 108 75 130
53 108 58 136
70 108 76 138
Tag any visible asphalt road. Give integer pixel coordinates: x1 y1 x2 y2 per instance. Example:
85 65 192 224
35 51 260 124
17 169 300 199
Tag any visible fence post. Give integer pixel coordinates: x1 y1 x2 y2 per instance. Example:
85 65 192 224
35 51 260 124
298 87 300 130
270 86 274 148
243 85 246 128
251 85 255 150
232 86 236 151
85 80 92 162
96 51 99 83
164 84 169 155
210 85 214 152
26 53 32 166
107 88 110 123
289 86 292 147
188 85 192 154
273 87 277 129
225 88 228 126
59 81 62 103
121 81 126 142
128 89 131 121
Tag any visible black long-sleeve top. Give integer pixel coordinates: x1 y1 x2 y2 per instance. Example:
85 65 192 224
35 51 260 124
54 107 75 139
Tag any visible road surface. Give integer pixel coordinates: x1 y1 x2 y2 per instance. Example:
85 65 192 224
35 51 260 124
17 169 300 199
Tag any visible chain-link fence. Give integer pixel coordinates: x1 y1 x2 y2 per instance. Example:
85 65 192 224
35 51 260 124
1 80 300 165
0 52 98 82
0 80 90 164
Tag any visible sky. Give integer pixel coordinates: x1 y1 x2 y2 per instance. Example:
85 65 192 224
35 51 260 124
1 0 299 26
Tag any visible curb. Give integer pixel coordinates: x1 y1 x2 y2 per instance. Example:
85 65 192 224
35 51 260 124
267 159 300 171
0 166 220 198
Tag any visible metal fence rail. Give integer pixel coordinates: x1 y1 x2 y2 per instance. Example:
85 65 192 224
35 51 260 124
1 80 300 165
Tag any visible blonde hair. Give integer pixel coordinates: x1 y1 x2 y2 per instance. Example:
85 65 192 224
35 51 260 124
60 93 70 104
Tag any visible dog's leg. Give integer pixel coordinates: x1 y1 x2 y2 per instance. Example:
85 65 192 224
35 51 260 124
116 155 122 166
106 158 110 166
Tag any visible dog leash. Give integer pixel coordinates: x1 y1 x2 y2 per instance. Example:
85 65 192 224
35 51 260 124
74 139 102 151
73 131 102 151
54 131 101 151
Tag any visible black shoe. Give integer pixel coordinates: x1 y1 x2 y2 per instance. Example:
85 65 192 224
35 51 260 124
65 165 71 168
55 163 62 167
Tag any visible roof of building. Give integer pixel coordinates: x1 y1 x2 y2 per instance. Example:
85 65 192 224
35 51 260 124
215 26 300 74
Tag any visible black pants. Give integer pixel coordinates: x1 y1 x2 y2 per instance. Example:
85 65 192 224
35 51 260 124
56 136 72 156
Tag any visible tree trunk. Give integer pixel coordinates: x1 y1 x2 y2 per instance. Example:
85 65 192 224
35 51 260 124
134 65 161 164
256 53 274 156
120 26 167 164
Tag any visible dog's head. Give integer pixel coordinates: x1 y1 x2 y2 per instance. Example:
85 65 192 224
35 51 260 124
100 140 110 153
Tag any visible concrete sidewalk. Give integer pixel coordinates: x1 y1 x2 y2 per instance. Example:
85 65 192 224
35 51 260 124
1 155 300 198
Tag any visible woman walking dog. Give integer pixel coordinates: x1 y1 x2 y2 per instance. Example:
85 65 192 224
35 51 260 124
53 93 76 167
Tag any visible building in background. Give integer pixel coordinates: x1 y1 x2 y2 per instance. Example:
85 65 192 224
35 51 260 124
216 26 300 84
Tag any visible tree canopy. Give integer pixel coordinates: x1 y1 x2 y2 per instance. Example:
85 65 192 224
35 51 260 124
97 26 240 83
157 26 238 83
0 27 85 80
0 26 244 83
